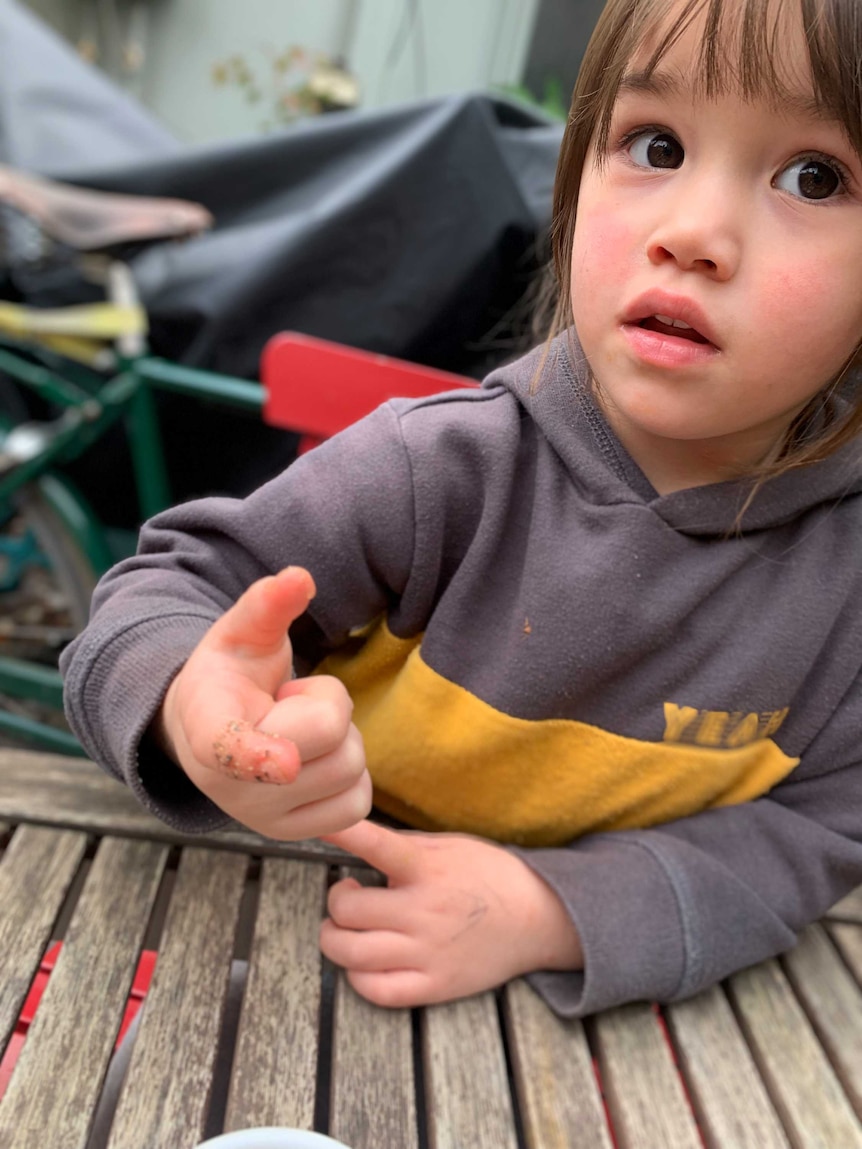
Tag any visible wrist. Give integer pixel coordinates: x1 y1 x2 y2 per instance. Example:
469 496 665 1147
510 857 584 972
151 674 181 761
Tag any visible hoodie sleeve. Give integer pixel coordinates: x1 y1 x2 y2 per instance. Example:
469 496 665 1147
513 677 862 1018
60 403 416 829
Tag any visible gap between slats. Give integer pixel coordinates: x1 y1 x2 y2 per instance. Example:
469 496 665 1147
726 956 862 1149
223 856 329 1134
0 836 168 1149
422 991 520 1149
504 979 614 1149
49 846 189 1148
0 824 93 1067
591 1002 706 1149
328 865 421 1149
103 847 251 1149
780 924 862 1121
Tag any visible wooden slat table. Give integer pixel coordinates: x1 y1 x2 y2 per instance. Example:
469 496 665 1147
1 750 861 1149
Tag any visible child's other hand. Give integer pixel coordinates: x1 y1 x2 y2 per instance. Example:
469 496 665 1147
155 566 371 840
319 821 583 1008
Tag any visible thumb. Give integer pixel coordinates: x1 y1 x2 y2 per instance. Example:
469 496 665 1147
321 820 418 881
203 567 316 658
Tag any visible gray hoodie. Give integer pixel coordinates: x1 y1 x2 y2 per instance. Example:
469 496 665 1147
61 334 862 1017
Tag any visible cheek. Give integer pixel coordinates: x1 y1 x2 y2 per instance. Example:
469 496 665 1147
754 259 862 381
571 204 635 283
570 204 637 334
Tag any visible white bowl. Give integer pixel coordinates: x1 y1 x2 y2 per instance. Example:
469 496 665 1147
195 1130 351 1149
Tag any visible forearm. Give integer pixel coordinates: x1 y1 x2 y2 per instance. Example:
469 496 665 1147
61 603 216 813
62 409 416 824
513 783 862 1018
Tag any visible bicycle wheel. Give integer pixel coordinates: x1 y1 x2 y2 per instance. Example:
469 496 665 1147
1 480 99 662
0 482 101 748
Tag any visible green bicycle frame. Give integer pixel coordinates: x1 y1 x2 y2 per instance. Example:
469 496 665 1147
0 342 266 754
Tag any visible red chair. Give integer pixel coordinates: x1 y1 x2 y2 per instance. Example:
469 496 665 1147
260 331 478 452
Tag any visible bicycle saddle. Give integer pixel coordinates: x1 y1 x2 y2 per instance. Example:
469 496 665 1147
0 165 212 253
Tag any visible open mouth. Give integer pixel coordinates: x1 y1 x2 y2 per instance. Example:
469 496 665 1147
638 314 711 345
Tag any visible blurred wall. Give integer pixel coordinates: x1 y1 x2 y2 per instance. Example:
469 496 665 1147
23 0 540 144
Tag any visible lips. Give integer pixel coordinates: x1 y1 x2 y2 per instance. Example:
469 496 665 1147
622 292 719 348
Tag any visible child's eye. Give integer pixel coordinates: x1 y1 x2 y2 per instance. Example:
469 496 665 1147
627 130 685 170
774 157 846 201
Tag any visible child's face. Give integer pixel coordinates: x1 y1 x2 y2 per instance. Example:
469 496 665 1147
570 3 862 492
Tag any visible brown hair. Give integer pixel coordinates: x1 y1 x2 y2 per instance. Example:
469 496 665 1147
542 0 862 482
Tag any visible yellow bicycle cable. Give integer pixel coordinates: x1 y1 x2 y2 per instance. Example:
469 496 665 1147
0 300 147 340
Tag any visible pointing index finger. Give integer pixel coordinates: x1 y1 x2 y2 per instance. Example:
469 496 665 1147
322 820 417 880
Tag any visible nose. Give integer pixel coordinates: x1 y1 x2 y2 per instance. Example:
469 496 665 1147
645 174 742 280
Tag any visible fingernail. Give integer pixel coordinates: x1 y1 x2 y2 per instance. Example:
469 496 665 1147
282 566 316 600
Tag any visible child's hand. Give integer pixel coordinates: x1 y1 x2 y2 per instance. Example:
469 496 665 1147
155 566 371 840
319 820 583 1007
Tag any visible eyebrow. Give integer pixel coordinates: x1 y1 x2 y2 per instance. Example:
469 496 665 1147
618 67 834 123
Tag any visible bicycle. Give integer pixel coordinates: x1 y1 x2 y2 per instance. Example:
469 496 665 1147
0 165 266 754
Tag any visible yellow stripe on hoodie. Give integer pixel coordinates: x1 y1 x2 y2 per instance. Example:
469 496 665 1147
316 619 799 847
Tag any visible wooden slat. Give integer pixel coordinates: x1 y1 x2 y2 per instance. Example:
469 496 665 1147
0 836 167 1149
782 925 862 1118
225 857 328 1130
594 1003 702 1149
826 886 862 926
0 824 87 1055
106 848 249 1149
503 978 614 1149
666 986 790 1149
0 749 353 864
331 976 418 1149
423 992 519 1149
827 922 862 985
728 958 862 1148
330 868 417 1149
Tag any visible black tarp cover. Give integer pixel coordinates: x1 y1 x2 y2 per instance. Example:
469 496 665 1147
0 0 563 509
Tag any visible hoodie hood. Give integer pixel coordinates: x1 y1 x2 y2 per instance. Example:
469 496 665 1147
485 331 862 539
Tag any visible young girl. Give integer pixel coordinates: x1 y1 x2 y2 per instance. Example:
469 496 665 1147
62 0 862 1019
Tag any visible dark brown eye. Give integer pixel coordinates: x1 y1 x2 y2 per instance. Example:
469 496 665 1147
776 158 843 200
629 131 684 169
798 161 840 199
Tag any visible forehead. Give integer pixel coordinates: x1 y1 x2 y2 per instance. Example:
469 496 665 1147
623 0 816 112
